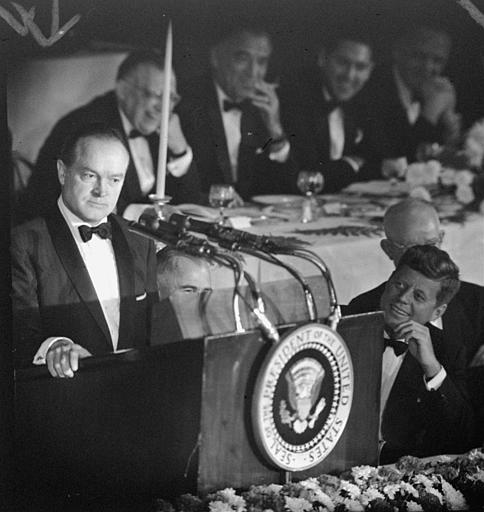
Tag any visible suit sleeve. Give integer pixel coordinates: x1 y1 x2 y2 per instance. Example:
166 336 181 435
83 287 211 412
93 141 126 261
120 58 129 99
10 230 44 365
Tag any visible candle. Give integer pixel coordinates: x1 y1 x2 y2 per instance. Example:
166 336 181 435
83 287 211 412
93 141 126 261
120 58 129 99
156 19 172 198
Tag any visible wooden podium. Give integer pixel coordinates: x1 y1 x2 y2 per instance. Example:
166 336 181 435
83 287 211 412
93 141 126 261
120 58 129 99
14 313 384 504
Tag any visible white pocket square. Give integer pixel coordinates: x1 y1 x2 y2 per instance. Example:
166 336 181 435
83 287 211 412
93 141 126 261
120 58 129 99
136 292 147 301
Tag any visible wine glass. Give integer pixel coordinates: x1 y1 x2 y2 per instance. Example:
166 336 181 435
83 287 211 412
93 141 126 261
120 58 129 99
209 184 235 225
297 170 324 222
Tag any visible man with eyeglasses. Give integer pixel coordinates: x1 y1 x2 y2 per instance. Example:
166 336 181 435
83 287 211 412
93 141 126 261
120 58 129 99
346 198 484 368
24 50 201 220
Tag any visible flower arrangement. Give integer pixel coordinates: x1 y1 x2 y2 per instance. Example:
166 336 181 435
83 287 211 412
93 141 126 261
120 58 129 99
404 120 484 214
154 449 484 512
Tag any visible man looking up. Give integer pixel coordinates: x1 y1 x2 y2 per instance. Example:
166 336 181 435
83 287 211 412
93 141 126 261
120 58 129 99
363 25 461 171
377 245 473 463
11 124 159 378
24 50 201 220
282 31 379 193
346 198 484 367
178 24 297 202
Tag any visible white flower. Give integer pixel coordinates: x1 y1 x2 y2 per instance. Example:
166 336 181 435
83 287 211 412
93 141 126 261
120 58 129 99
360 488 385 506
468 468 484 482
455 170 475 187
406 500 424 512
338 481 361 499
406 163 429 187
351 465 376 485
456 184 475 204
413 474 434 489
382 483 401 500
426 487 444 504
440 167 457 186
284 496 312 512
268 484 283 493
299 478 320 491
441 480 468 510
338 498 364 511
399 482 419 498
409 186 432 202
218 488 246 512
209 501 234 512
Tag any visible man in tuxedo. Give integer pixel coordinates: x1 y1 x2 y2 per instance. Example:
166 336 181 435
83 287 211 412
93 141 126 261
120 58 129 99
362 25 461 171
281 31 380 193
11 124 159 378
23 50 201 220
377 245 473 463
346 198 484 367
178 25 298 202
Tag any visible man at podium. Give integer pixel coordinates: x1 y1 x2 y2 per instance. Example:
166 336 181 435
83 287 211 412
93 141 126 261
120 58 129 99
377 245 474 463
11 124 159 378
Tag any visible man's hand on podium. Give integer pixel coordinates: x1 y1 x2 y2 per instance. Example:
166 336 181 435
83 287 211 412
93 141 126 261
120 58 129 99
46 339 92 378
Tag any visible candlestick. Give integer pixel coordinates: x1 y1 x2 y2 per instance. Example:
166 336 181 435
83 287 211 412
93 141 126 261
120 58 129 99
156 18 172 198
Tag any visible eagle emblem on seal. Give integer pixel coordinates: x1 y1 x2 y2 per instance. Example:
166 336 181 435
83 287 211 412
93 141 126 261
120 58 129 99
279 358 326 434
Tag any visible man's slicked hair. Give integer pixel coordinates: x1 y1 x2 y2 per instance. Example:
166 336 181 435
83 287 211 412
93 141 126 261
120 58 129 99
116 49 164 81
396 245 460 306
58 123 127 166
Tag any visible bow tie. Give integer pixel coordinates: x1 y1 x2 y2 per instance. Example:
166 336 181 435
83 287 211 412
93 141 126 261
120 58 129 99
129 129 146 139
78 222 112 243
223 99 245 112
384 336 408 357
325 99 344 113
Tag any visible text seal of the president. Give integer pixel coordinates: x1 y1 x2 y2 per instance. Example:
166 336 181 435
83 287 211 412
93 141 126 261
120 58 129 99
252 323 353 471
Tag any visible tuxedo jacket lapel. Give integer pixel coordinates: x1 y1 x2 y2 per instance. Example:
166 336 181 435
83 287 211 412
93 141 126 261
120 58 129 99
110 215 136 350
207 87 233 184
45 208 113 350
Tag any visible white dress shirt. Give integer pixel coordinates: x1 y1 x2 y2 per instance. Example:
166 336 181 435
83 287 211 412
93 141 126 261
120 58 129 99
393 67 421 125
119 108 193 193
214 83 290 183
323 89 345 161
33 198 121 364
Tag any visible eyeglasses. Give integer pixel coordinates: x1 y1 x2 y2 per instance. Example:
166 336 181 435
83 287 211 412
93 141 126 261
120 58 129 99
123 80 181 105
388 232 444 252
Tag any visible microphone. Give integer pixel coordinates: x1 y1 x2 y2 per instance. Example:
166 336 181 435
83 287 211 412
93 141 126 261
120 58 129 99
126 218 217 257
168 212 294 253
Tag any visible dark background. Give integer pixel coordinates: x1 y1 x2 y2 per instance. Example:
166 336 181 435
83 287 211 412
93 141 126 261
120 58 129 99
2 0 484 508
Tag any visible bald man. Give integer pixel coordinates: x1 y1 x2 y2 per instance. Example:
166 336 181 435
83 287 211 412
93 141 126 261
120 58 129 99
346 198 484 368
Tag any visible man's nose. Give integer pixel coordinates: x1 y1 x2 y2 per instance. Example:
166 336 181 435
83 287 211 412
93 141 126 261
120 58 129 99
93 179 108 196
397 287 412 303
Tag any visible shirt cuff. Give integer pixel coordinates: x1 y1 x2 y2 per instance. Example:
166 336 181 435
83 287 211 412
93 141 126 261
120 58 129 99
33 336 74 365
268 140 290 163
423 365 447 390
167 145 193 178
342 156 362 172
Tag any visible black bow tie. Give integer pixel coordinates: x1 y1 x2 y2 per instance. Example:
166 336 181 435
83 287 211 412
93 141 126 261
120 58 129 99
223 99 245 112
326 99 344 113
129 129 146 139
384 335 408 357
78 222 112 243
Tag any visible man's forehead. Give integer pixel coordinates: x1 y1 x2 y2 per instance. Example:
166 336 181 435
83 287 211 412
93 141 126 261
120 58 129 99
392 265 441 295
331 40 372 60
226 32 272 55
409 33 450 57
129 63 175 86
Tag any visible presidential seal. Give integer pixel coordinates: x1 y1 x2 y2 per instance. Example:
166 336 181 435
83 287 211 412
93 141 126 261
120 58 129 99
252 323 353 471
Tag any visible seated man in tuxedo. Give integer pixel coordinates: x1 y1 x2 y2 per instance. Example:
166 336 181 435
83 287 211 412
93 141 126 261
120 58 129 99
178 24 298 202
346 197 484 367
11 124 159 378
24 50 201 219
362 25 461 172
281 30 380 193
377 245 473 463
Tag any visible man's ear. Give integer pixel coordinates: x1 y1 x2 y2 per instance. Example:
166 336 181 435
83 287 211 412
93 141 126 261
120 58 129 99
57 159 66 186
115 79 128 103
316 48 327 69
431 303 447 322
380 239 394 261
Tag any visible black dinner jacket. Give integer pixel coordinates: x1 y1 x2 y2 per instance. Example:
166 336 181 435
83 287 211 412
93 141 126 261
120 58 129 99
380 323 474 463
23 91 202 221
280 68 381 193
359 65 444 162
11 206 159 366
177 75 299 200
